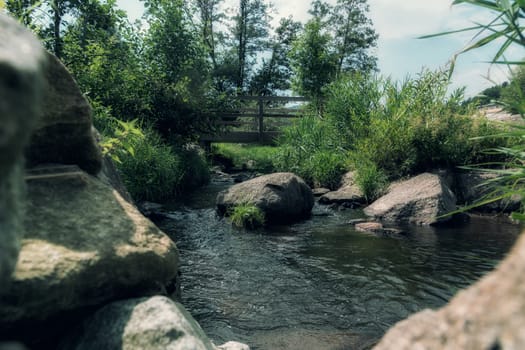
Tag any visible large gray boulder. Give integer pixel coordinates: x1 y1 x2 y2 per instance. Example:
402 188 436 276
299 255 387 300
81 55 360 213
217 172 314 224
0 166 179 332
373 230 525 350
59 296 250 350
25 52 102 175
59 296 216 350
0 13 46 291
364 173 456 225
319 171 365 206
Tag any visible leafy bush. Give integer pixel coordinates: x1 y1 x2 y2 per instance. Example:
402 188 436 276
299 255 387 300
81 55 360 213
324 72 382 147
275 114 349 188
302 150 347 190
229 203 265 229
276 69 508 189
353 160 388 203
118 128 184 202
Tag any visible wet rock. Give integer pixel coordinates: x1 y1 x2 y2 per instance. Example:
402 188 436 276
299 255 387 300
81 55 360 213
312 188 331 197
373 230 525 350
355 222 383 232
138 201 165 218
354 222 405 238
347 218 367 225
216 341 251 350
25 52 102 175
319 172 365 206
58 296 217 350
0 167 179 336
0 343 27 350
217 172 314 225
0 13 46 292
455 171 521 213
364 173 456 225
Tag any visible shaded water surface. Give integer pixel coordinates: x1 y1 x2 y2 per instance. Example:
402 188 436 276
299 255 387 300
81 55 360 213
157 178 521 350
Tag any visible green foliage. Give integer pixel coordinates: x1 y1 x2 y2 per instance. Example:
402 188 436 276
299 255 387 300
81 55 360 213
421 0 525 69
353 160 388 203
425 0 525 219
212 144 278 172
277 70 507 190
302 150 347 189
289 17 337 101
501 65 525 114
324 72 382 147
275 115 348 188
117 127 184 202
109 125 209 202
229 203 265 229
337 70 502 178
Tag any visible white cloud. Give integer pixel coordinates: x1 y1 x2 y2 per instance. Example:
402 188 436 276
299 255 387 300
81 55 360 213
369 0 452 40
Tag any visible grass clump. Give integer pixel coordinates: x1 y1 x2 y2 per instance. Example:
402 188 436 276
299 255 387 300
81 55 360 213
353 160 388 202
275 115 349 189
94 106 209 202
212 143 279 172
229 203 265 229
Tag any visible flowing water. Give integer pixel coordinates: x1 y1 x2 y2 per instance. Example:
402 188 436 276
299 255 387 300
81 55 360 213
156 176 521 350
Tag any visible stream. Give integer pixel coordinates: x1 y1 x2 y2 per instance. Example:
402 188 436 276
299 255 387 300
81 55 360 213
155 175 522 350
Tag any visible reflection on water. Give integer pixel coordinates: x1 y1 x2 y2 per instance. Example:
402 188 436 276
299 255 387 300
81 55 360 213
157 181 521 350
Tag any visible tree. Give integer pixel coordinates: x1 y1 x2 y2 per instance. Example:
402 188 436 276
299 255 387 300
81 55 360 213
194 0 224 71
5 0 39 26
289 0 377 100
230 0 271 92
249 16 302 95
332 0 378 74
289 17 337 101
144 0 212 141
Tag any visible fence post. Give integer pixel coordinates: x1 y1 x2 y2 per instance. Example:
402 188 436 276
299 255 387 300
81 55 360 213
258 96 264 143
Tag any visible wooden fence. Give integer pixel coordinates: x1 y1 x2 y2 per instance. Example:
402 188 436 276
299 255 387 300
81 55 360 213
200 95 309 146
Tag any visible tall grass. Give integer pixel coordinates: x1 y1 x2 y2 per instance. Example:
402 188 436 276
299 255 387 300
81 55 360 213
212 144 279 172
276 69 508 200
423 0 525 219
94 104 209 202
275 114 349 189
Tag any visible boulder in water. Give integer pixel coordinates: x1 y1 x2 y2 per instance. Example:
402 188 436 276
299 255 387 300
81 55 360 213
364 173 456 225
217 172 314 224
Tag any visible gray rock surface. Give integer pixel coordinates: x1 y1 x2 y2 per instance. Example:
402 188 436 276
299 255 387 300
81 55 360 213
217 172 314 224
364 173 456 225
58 296 247 350
0 13 46 291
216 341 251 350
319 171 365 205
374 230 525 350
0 166 179 328
455 171 521 213
25 52 102 175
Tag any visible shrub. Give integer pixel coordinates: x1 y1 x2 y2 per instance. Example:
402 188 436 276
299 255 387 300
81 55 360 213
275 114 348 187
353 159 388 203
303 150 347 190
118 128 184 202
324 72 383 147
229 203 265 229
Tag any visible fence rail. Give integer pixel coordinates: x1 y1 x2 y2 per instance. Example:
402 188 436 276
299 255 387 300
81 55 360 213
200 95 308 146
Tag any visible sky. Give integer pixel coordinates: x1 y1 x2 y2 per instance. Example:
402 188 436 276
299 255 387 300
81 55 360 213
116 0 525 97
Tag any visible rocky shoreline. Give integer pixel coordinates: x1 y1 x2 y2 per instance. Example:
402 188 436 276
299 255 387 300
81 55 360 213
0 14 247 350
